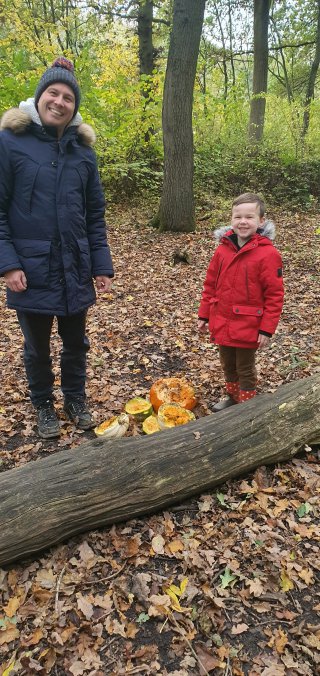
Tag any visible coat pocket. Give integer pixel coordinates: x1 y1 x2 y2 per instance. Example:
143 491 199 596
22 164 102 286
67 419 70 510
14 239 51 289
229 305 264 342
77 238 92 284
15 162 41 214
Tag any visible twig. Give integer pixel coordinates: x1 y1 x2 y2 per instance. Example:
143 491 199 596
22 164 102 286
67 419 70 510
55 565 66 615
159 615 169 633
63 561 128 587
100 636 118 652
224 656 231 675
272 351 295 364
170 614 211 676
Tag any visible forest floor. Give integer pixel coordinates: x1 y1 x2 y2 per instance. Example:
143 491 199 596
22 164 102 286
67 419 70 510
0 202 319 675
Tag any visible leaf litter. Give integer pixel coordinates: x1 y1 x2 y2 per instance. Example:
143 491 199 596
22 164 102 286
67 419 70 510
0 204 319 674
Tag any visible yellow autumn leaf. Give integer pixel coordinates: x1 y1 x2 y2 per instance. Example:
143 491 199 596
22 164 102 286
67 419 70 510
280 569 294 592
167 577 188 597
167 584 182 597
180 577 188 595
2 661 16 676
166 587 182 610
164 578 191 613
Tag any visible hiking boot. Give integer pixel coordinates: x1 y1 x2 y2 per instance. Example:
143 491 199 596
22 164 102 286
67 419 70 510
36 400 60 439
64 399 95 430
212 396 237 413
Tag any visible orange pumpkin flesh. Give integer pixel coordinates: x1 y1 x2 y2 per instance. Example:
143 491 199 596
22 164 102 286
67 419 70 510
158 403 196 428
150 377 197 413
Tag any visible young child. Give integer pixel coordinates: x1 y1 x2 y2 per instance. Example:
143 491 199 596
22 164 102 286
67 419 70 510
198 193 284 411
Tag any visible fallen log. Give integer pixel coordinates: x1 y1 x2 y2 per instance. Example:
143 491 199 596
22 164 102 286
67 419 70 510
0 374 319 567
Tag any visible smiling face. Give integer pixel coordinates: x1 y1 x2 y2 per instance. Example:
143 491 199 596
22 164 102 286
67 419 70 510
231 201 265 246
37 82 76 137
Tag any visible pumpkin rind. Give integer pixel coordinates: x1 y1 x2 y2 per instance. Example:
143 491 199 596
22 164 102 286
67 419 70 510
124 397 153 421
150 377 197 412
94 413 129 438
158 403 196 429
142 415 161 435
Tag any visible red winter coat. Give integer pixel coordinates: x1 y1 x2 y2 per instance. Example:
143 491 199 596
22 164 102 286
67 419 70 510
198 223 284 348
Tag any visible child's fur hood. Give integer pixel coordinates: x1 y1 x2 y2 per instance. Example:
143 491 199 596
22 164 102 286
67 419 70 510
0 107 96 146
214 220 276 242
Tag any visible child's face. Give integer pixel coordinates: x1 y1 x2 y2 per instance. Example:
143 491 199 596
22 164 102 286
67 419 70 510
231 202 265 243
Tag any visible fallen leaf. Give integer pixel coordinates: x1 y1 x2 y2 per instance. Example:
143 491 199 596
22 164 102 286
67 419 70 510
231 623 249 635
151 534 165 554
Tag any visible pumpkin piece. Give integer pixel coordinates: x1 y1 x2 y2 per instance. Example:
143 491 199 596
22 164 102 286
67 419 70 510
150 377 197 413
94 413 129 439
124 397 153 421
157 403 196 429
142 415 161 435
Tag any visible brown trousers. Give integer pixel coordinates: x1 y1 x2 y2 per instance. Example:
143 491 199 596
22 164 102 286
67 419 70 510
219 346 257 391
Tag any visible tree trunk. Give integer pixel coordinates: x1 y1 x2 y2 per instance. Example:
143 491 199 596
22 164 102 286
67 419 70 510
249 0 270 143
158 0 206 232
302 0 320 139
137 0 154 78
0 375 319 567
137 0 155 140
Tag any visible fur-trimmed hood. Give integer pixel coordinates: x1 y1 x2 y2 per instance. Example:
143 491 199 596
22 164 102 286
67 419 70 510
214 220 276 242
0 100 96 146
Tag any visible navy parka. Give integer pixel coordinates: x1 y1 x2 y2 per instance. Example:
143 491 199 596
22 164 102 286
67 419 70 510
0 107 114 315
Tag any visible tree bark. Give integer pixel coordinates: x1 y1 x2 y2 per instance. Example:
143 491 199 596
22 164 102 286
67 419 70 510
137 0 154 78
158 0 206 232
249 0 270 143
0 375 319 567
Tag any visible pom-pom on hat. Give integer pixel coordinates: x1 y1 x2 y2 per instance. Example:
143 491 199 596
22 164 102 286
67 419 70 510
34 56 81 115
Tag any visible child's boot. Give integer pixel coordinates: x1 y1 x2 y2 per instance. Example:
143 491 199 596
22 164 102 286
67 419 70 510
239 389 257 403
212 381 239 412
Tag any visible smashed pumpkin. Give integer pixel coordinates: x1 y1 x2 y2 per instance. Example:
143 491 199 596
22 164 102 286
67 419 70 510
150 377 197 413
142 415 161 435
157 403 196 429
94 413 129 439
124 397 153 421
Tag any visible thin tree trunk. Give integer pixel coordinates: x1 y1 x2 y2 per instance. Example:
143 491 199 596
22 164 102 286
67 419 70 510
214 1 228 105
302 0 320 138
137 0 155 140
0 375 319 566
249 0 270 143
158 0 206 232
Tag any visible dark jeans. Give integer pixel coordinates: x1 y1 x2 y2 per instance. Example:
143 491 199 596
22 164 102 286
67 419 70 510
219 345 257 391
17 311 90 407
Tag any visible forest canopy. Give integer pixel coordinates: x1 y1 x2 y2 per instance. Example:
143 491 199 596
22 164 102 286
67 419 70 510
1 0 320 206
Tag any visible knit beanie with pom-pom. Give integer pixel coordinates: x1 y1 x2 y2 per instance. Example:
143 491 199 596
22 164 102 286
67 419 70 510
34 57 81 114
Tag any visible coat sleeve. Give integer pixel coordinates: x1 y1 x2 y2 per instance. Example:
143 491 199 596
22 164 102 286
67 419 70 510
259 248 284 335
85 155 114 278
198 250 220 320
0 134 23 276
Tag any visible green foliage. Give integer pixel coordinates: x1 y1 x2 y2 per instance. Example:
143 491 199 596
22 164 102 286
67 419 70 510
1 0 320 205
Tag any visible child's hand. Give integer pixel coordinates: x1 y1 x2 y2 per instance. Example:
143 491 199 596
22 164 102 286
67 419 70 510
258 334 270 349
198 319 209 334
